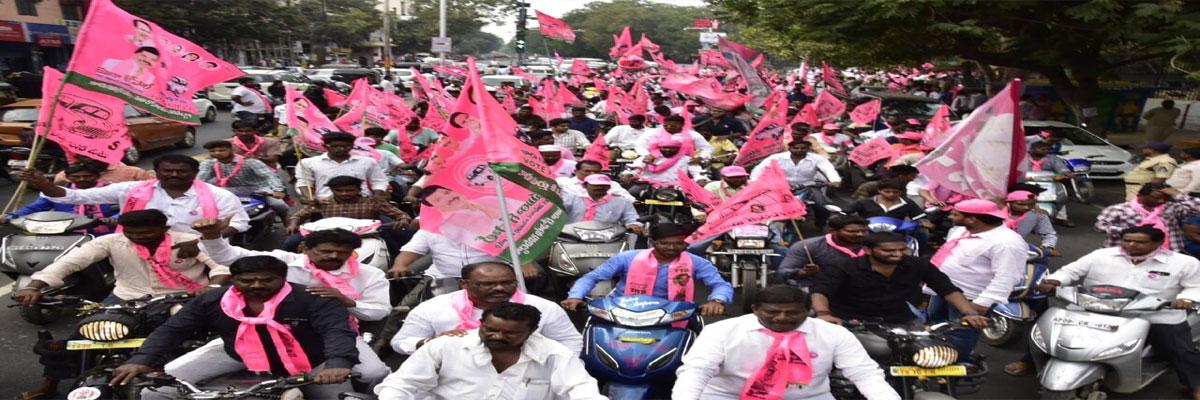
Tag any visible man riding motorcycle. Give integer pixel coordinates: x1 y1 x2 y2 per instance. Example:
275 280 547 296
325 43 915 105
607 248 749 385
197 139 289 222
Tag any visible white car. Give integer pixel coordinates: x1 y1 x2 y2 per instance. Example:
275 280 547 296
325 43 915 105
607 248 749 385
192 95 217 123
482 75 529 95
1024 120 1133 179
207 69 311 108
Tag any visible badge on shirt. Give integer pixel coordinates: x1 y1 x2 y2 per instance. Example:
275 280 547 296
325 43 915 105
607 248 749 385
1148 270 1171 279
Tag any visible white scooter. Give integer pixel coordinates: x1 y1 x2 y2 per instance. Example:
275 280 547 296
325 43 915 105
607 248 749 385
1031 285 1200 400
299 217 390 271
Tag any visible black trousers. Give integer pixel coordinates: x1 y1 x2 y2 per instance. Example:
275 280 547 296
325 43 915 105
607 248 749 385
1149 322 1200 389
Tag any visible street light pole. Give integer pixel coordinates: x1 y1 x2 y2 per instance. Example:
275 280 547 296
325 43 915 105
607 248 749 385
383 0 392 73
438 0 447 63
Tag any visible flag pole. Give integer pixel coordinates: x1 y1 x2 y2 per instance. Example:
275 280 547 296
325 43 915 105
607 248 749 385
492 176 527 293
3 78 68 214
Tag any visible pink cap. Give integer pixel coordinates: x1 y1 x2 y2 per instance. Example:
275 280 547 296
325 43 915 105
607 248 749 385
822 123 840 130
895 132 924 141
1006 190 1035 202
583 174 613 186
953 199 1007 219
720 166 749 177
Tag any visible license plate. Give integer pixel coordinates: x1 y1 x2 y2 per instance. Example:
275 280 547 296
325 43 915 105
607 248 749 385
732 225 770 237
642 199 684 206
716 249 776 255
7 159 27 168
889 365 967 377
66 338 145 350
1052 317 1119 331
617 336 657 344
571 253 616 258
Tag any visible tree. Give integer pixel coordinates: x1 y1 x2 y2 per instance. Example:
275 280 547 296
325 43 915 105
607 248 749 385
113 0 305 51
711 0 1200 133
515 0 717 62
297 0 382 53
389 0 512 56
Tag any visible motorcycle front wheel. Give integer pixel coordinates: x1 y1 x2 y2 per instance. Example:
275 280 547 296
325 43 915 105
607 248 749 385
981 316 1021 346
740 266 760 314
19 304 62 325
1073 181 1095 204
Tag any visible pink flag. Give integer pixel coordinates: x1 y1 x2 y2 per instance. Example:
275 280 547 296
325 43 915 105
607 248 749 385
37 67 131 165
617 53 647 71
686 164 807 243
609 26 632 59
790 103 820 128
813 90 845 122
698 50 730 68
421 57 566 264
556 82 585 107
678 168 722 212
849 99 881 125
849 137 898 168
660 73 748 110
915 79 1027 202
500 86 517 114
511 66 537 83
718 37 770 109
570 59 592 76
422 103 448 132
432 65 467 79
637 34 661 55
393 125 419 162
65 0 241 124
735 92 789 166
286 86 338 153
535 10 576 42
821 61 846 95
580 132 610 171
922 62 936 70
323 88 347 108
924 104 952 147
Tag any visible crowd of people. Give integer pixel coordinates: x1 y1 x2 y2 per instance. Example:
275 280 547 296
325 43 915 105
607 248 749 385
5 54 1200 400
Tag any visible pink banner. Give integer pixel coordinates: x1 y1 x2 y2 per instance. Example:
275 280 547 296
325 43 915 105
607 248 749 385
535 10 576 42
65 0 241 124
333 79 412 136
660 73 748 110
849 99 881 125
849 137 898 168
735 92 789 166
686 164 807 243
813 90 845 122
924 104 952 147
286 86 339 152
324 88 347 108
915 80 1026 202
678 168 722 212
609 26 632 59
37 67 131 165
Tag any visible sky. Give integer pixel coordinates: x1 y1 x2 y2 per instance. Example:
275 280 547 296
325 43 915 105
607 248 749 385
482 0 707 40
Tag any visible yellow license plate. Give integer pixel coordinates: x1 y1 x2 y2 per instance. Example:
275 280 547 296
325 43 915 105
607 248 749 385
617 337 657 344
643 199 684 206
66 338 145 350
889 365 967 377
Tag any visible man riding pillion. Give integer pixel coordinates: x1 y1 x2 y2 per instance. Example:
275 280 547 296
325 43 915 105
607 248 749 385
810 232 990 328
197 140 289 222
229 120 282 170
561 223 733 317
13 210 230 400
193 216 392 386
390 262 583 355
17 154 250 236
109 256 358 399
284 176 413 256
2 162 118 235
562 174 643 235
1035 226 1200 400
778 215 869 289
1004 190 1060 256
1025 141 1075 226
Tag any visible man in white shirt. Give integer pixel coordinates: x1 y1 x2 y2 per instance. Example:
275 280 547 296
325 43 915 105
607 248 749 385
556 160 634 200
809 123 854 155
194 217 392 386
1167 148 1200 195
296 132 389 200
539 144 577 178
549 118 591 151
230 77 271 124
752 140 841 228
389 229 505 279
561 174 642 234
18 154 250 235
1037 226 1200 398
390 262 582 355
927 199 1029 361
635 115 713 158
630 138 704 184
605 114 649 150
673 285 899 400
376 302 604 400
380 74 396 94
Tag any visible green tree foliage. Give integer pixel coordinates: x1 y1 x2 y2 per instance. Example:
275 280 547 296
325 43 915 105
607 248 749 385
516 0 716 62
298 0 382 48
390 0 511 56
711 0 1200 131
112 0 305 49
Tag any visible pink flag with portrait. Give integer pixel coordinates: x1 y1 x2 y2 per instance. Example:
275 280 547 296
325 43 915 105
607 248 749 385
734 92 789 167
286 86 338 152
849 99 881 125
64 0 241 124
849 137 898 168
535 10 576 42
813 90 845 122
686 164 807 243
37 67 131 165
915 79 1026 202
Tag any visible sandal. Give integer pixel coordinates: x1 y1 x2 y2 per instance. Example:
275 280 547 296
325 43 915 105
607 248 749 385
1004 360 1033 376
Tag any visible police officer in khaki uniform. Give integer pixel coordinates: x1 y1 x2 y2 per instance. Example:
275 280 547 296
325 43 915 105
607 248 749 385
1125 142 1179 200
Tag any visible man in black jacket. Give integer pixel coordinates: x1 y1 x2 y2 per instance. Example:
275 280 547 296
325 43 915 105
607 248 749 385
110 256 358 398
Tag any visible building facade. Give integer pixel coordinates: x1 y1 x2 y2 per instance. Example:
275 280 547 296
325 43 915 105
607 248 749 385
0 0 83 74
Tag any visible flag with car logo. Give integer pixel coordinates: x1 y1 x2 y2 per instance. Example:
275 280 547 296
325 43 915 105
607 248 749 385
37 67 131 165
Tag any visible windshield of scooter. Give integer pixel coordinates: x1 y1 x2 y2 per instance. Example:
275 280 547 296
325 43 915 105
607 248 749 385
587 295 697 327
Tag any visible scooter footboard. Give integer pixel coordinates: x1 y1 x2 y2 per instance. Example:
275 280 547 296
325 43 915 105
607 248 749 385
1039 359 1106 392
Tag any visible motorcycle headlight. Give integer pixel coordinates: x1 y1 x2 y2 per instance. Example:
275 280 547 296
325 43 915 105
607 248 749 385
736 239 766 249
868 222 898 232
587 305 612 322
22 219 73 234
577 229 619 242
1072 165 1090 173
1030 324 1047 353
654 189 680 202
1076 293 1132 313
77 315 135 342
1096 338 1141 359
620 150 638 160
610 307 667 327
909 344 959 368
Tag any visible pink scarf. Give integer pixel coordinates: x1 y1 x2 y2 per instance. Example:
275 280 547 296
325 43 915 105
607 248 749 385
73 182 109 234
1130 200 1171 250
583 195 612 221
121 180 219 231
1029 157 1048 172
219 284 312 375
305 256 363 331
131 232 204 291
930 231 979 267
648 129 696 158
247 87 273 113
624 249 694 328
824 234 865 257
1005 209 1030 231
741 329 814 400
233 136 265 156
212 156 246 187
451 289 527 330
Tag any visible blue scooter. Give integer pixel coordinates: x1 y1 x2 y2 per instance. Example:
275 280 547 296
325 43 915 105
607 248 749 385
582 295 697 399
980 244 1050 346
865 215 924 256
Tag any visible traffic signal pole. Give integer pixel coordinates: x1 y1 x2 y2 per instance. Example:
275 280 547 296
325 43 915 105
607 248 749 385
515 1 528 66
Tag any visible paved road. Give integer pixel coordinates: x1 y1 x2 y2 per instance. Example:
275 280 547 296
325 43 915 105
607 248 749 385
0 121 1180 399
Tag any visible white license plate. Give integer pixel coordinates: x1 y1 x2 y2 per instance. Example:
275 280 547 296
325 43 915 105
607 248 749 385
731 225 769 237
890 365 968 377
7 159 27 168
1052 317 1118 331
716 249 776 255
66 338 146 350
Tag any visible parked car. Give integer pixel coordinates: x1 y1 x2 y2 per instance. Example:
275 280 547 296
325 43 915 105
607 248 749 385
193 94 217 123
522 65 556 81
0 99 39 147
482 75 529 95
0 99 193 164
307 67 380 86
1025 120 1134 179
207 69 311 108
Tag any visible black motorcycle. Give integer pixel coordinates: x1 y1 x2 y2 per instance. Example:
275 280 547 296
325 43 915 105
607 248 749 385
831 320 989 400
630 182 695 227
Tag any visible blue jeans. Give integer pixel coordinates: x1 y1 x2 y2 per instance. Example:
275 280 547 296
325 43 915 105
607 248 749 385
926 295 981 363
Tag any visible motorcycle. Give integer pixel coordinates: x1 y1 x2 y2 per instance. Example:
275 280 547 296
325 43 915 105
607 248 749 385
229 194 277 249
831 320 990 400
546 221 629 300
1063 158 1095 204
1031 285 1200 400
299 217 390 271
607 149 640 179
980 245 1050 346
631 183 694 227
1024 171 1068 217
1 211 113 324
69 371 362 400
706 224 779 313
582 295 697 399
